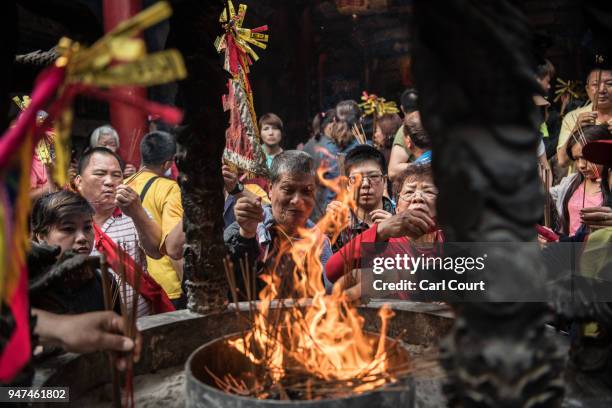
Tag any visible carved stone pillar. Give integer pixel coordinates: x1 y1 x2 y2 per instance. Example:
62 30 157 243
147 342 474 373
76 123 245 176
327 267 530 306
171 0 228 314
412 1 565 405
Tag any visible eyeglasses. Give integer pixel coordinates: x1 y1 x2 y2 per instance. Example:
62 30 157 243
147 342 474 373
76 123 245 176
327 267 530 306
348 173 384 185
398 188 438 201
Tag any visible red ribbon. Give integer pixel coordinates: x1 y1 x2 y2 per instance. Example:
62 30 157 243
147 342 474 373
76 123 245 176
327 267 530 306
94 224 175 314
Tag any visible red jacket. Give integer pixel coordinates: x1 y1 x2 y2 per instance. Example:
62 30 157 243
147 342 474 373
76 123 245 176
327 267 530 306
325 224 444 284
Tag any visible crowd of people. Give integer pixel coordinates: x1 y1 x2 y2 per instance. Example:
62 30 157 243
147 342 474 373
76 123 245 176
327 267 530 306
20 62 612 370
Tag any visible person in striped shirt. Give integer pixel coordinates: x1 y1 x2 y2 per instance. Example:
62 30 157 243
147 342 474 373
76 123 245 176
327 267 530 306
74 147 163 317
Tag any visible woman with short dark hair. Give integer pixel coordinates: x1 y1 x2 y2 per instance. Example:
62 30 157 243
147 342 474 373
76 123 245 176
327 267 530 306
30 190 106 314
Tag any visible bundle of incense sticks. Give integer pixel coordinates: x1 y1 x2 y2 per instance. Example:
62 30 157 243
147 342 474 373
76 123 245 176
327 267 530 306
118 241 140 408
100 243 141 408
351 123 367 145
100 254 121 408
124 168 145 185
126 128 141 167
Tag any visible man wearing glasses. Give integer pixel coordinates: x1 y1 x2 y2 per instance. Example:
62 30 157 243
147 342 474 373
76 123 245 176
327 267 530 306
326 145 395 251
557 68 612 170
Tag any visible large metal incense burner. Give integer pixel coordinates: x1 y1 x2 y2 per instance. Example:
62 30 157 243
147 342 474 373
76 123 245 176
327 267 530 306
34 301 452 407
186 330 412 407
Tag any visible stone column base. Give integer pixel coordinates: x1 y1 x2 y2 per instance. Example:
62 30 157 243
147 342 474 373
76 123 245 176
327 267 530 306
185 277 228 314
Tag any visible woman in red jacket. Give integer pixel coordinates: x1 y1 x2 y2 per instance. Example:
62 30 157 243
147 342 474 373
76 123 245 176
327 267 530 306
325 163 441 297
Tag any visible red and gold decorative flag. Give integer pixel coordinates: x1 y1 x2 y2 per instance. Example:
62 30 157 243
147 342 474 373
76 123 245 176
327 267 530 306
215 0 269 177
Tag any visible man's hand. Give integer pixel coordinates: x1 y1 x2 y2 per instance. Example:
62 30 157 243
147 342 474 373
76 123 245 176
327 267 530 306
607 119 612 133
370 209 393 224
581 206 612 229
115 184 142 219
376 209 435 241
124 164 137 178
222 165 238 193
577 111 598 127
234 196 263 238
34 309 142 371
116 184 162 258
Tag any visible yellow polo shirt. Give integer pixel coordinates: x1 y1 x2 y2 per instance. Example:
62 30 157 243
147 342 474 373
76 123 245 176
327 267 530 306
128 170 183 299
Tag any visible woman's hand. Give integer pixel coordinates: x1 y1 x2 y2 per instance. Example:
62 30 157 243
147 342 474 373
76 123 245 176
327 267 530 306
376 209 435 241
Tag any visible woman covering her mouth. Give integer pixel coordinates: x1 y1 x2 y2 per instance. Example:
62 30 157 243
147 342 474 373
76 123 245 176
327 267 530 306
325 163 443 299
30 190 107 315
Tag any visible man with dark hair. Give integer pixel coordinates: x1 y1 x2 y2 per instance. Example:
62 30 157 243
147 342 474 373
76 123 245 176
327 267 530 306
77 146 124 175
400 88 419 115
325 145 395 251
75 147 163 316
128 131 186 308
557 68 612 169
224 150 333 296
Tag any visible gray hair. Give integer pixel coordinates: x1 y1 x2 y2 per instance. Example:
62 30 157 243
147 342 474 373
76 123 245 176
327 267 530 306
90 125 120 148
270 150 315 184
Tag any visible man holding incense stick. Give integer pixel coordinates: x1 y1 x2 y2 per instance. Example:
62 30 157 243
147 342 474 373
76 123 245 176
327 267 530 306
225 150 334 297
325 145 395 251
74 147 163 317
557 68 612 169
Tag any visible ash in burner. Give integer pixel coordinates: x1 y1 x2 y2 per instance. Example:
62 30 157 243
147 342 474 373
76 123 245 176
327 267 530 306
187 331 413 403
76 366 186 407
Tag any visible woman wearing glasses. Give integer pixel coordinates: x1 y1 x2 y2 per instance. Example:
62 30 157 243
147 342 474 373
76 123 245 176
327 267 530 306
325 163 440 297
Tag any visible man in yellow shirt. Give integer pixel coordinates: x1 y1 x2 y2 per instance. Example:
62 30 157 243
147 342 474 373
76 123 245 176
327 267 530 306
127 131 186 308
557 68 612 171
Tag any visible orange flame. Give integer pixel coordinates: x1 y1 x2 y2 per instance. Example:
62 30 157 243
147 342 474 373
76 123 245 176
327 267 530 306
229 149 399 395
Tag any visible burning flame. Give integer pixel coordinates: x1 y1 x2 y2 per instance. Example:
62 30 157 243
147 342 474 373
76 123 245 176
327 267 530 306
228 156 400 397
